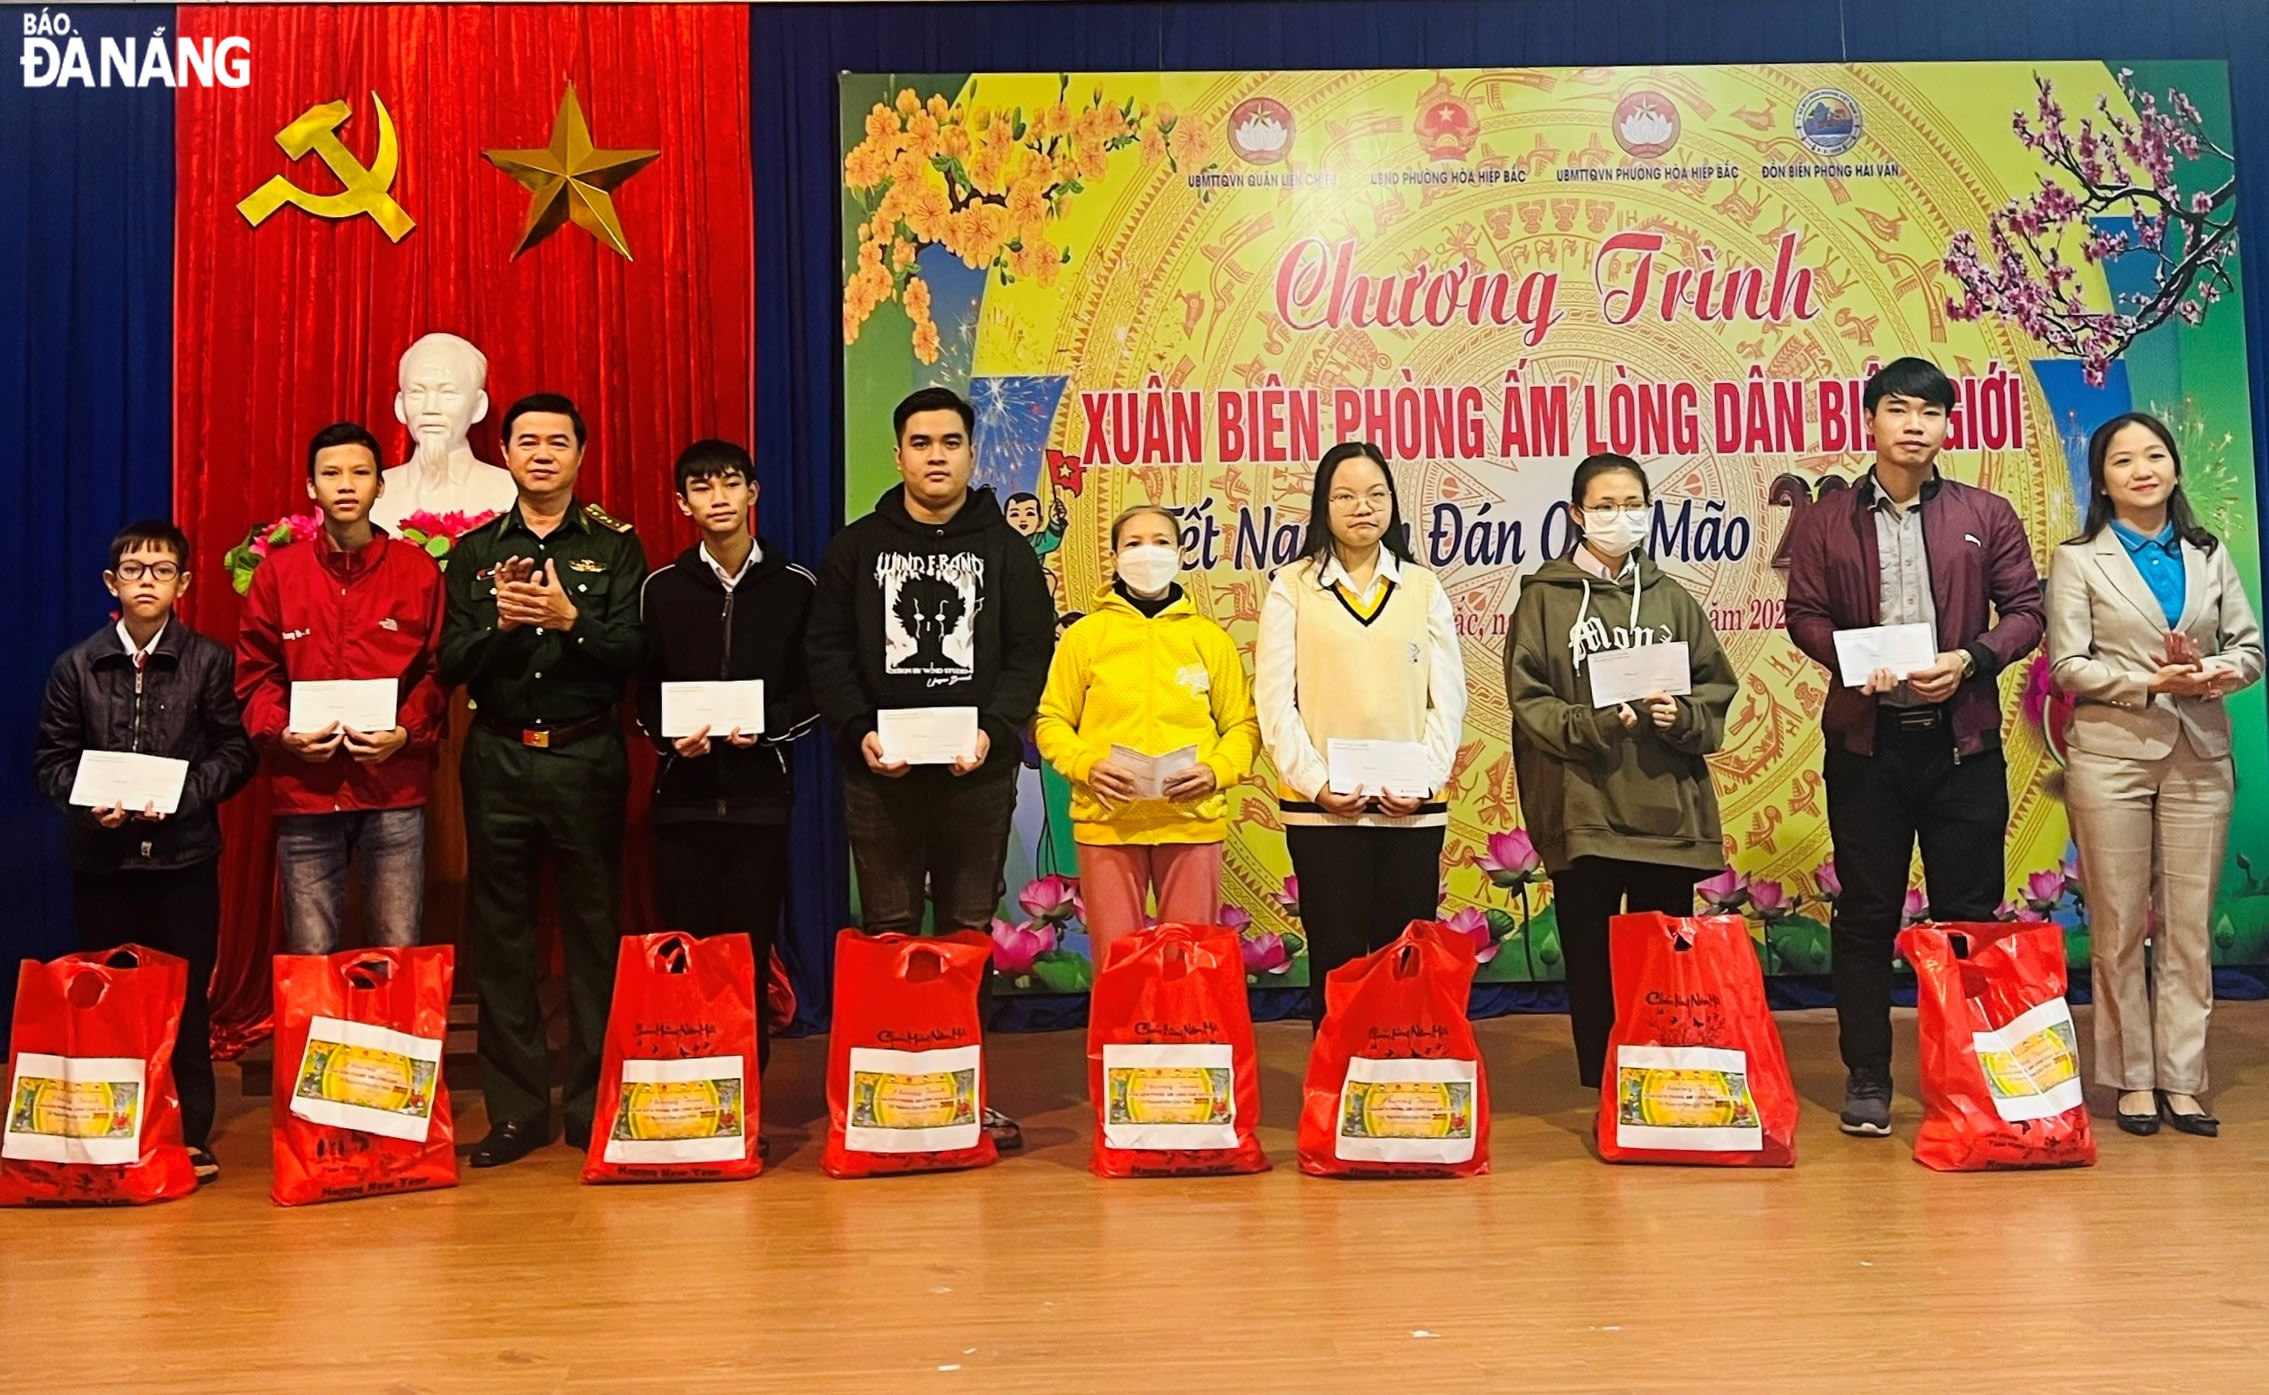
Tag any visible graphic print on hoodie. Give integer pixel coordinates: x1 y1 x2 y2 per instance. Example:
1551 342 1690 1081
880 551 983 681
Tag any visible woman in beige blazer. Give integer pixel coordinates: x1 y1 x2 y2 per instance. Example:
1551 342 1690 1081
2050 411 2264 1137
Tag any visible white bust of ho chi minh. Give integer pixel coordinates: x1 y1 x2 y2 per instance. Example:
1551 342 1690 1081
369 332 520 534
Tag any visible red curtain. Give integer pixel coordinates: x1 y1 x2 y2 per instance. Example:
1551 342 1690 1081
174 5 752 1054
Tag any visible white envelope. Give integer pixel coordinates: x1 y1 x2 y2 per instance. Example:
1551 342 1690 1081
878 706 981 765
1326 739 1430 799
1587 642 1692 709
288 678 399 734
1832 623 1940 687
1108 744 1200 800
68 751 189 815
662 680 766 739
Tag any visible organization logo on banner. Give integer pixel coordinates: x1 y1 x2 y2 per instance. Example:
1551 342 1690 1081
1613 90 1681 159
1415 90 1480 162
1227 96 1295 165
1794 87 1864 156
19 12 251 88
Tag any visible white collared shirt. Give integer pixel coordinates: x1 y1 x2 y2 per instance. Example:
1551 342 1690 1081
1312 546 1402 608
115 619 167 663
1570 545 1635 582
1255 549 1466 805
701 539 761 592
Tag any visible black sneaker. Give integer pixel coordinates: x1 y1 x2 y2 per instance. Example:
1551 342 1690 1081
188 1147 220 1186
981 1106 1023 1152
1839 1072 1893 1137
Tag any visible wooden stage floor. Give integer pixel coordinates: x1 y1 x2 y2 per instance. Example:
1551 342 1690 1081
8 1001 2269 1394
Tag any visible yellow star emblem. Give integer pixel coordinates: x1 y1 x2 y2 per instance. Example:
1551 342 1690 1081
482 82 659 259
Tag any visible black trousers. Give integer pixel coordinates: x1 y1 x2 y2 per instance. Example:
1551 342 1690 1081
462 726 628 1136
1284 823 1446 1024
650 819 790 1073
72 859 221 1150
1825 712 2008 1077
842 764 1020 1027
1551 856 1704 1088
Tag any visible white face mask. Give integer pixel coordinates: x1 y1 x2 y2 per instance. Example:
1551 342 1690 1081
1579 505 1648 560
1116 543 1181 597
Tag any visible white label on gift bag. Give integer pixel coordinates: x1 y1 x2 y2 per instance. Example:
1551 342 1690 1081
3 1052 147 1165
844 1045 982 1153
603 1055 748 1164
288 1015 444 1143
1613 1044 1763 1153
1970 996 2084 1122
1101 1042 1238 1151
1334 1055 1479 1164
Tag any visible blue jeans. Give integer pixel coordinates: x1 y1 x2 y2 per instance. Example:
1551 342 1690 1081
276 807 427 954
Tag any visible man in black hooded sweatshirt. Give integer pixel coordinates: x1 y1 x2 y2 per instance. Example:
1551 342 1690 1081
806 386 1056 1149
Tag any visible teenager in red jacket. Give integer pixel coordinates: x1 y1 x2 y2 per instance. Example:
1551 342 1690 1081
1783 357 2044 1136
236 421 448 953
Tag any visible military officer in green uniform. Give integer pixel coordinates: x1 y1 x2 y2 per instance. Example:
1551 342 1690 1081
440 392 646 1168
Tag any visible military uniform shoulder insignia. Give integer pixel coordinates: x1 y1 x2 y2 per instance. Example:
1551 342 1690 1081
583 503 633 533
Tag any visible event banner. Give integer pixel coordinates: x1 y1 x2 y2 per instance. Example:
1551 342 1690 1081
837 63 2259 993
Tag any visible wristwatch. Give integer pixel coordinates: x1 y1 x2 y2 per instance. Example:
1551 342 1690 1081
1957 650 1979 680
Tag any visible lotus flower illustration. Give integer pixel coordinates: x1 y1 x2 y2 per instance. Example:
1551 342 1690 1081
1697 868 1750 912
989 917 1055 977
1444 906 1497 963
1235 112 1288 153
1619 103 1675 149
1240 930 1292 975
1476 830 1542 888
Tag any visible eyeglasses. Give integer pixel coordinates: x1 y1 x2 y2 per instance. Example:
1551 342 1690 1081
114 561 180 582
1330 488 1393 510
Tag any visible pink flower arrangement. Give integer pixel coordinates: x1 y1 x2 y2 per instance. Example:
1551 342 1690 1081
1216 904 1252 935
1901 888 1931 926
1997 899 2050 924
1273 876 1301 920
988 917 1056 977
1443 906 1496 964
226 506 498 593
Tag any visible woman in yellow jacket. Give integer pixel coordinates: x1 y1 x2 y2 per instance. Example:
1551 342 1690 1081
1035 504 1261 963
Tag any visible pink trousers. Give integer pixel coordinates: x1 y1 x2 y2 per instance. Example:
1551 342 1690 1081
1076 841 1225 967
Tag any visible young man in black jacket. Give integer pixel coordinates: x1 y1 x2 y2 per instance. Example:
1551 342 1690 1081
34 520 258 1184
806 387 1056 1149
637 439 818 1076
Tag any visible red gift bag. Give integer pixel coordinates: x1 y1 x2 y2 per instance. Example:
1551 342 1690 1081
271 947 457 1206
2 946 195 1206
1298 922 1488 1178
824 930 997 1178
1596 913 1798 1167
1899 922 2096 1171
584 932 762 1185
765 948 797 1030
1088 923 1267 1178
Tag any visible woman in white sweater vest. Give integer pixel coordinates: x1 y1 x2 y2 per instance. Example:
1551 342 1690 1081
1256 441 1467 1023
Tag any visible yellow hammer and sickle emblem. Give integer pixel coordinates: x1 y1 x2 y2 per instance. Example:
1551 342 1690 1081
237 92 414 242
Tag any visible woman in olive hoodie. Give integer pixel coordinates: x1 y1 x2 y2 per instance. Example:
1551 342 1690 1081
1504 453 1738 1088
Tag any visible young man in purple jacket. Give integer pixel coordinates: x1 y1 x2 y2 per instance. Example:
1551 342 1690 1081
1784 357 2045 1137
